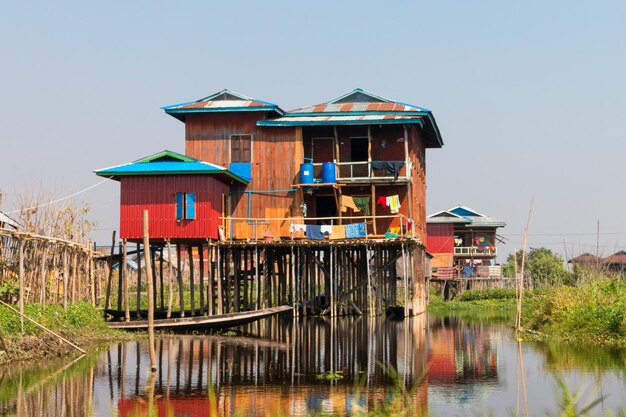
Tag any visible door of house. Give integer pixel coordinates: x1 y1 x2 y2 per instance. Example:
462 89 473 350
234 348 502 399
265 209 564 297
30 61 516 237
350 137 368 178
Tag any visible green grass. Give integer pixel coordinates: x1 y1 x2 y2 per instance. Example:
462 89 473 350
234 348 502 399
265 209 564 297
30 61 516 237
522 278 626 347
0 301 132 364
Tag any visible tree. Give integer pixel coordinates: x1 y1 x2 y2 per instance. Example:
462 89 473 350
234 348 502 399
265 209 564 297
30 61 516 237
503 247 571 287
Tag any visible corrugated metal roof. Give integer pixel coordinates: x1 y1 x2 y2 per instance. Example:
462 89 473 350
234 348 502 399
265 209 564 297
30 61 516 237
257 88 443 148
256 114 425 126
604 251 626 264
162 89 284 121
94 150 249 184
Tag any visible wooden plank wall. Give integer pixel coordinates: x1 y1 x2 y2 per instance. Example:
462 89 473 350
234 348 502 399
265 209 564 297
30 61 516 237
184 113 301 240
409 125 427 243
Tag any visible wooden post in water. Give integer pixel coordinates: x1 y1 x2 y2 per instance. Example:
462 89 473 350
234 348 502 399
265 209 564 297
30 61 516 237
18 239 25 333
143 210 157 372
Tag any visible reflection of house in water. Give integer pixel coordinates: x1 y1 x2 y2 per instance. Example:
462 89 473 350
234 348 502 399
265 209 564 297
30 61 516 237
109 317 428 416
427 316 499 387
426 206 505 279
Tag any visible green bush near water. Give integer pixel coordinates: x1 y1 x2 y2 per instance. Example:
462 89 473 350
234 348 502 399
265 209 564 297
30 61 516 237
522 278 626 346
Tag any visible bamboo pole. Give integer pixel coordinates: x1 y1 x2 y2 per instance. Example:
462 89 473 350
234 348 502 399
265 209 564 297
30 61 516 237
143 210 157 372
0 299 86 353
18 239 25 333
517 200 533 332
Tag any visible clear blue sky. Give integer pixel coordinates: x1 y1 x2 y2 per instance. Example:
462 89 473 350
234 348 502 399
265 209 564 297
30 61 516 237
1 1 624 261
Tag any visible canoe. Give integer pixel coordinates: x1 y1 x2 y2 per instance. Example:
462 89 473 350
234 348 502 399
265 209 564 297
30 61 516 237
106 305 293 331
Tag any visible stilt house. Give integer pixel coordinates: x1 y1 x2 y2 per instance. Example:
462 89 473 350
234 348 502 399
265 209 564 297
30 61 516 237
426 206 505 279
95 88 444 318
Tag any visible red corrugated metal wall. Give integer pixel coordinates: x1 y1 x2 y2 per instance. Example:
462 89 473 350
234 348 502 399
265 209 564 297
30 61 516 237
120 175 227 240
426 224 454 253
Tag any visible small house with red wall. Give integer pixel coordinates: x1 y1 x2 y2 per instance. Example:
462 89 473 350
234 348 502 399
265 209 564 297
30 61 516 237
426 206 505 278
95 150 248 243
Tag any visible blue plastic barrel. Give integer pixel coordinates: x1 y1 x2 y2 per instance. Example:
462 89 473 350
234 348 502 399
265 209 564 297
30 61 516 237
321 162 336 183
300 163 314 184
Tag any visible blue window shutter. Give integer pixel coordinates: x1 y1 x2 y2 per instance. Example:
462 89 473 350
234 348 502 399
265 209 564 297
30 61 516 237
176 193 184 219
186 193 195 219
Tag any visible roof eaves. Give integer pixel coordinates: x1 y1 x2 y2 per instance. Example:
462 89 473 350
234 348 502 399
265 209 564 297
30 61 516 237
257 118 425 127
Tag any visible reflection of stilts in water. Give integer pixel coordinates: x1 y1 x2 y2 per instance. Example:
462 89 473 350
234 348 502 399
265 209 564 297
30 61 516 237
104 316 428 416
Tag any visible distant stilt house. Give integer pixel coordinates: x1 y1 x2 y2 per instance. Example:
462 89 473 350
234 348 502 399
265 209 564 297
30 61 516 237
568 253 601 269
96 88 444 318
603 251 626 274
426 206 505 279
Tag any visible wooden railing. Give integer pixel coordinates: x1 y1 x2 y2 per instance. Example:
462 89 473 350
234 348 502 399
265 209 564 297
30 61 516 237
311 161 410 182
454 246 497 256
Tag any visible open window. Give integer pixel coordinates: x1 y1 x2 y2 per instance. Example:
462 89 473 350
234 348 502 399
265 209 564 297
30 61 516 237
176 192 196 220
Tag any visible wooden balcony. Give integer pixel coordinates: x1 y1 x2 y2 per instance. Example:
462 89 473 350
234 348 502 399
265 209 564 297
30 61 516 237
312 161 410 184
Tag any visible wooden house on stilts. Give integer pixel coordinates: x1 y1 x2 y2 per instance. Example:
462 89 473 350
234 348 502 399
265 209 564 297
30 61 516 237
96 88 444 320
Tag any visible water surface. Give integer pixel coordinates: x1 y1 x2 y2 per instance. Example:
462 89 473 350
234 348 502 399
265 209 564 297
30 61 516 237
1 312 626 416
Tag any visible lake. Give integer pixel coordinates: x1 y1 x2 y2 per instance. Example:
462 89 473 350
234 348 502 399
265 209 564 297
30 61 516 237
1 311 626 416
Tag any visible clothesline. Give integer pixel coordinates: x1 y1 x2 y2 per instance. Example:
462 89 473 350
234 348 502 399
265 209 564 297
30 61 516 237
220 214 412 222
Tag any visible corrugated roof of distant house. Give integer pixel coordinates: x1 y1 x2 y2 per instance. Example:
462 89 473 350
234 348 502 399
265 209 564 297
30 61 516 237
427 205 506 228
162 89 284 121
0 211 19 230
257 88 443 148
568 253 600 264
94 150 249 184
603 251 626 265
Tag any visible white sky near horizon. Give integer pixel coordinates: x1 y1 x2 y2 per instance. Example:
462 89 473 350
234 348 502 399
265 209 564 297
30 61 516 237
1 1 624 262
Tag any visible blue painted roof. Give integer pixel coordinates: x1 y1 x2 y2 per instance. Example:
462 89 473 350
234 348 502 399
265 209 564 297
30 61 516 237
94 150 249 184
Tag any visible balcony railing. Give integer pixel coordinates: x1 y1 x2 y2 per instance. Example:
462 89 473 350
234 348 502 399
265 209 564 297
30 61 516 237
311 161 410 182
454 246 497 256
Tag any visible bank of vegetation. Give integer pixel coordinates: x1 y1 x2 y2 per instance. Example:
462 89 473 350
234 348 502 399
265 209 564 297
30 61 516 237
430 247 626 347
0 302 132 365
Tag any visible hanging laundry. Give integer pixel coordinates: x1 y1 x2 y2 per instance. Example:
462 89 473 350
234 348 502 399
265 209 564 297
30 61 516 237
345 222 367 239
351 196 371 215
341 196 360 213
376 196 388 209
320 225 333 235
371 161 405 180
289 224 307 233
306 224 325 240
329 225 346 239
389 195 401 214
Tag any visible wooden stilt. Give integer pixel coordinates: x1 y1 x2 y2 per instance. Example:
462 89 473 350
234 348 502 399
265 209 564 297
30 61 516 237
104 231 116 310
117 243 123 312
122 240 130 321
142 210 157 373
188 244 195 316
216 247 223 315
159 247 164 310
176 244 184 317
136 243 142 319
199 243 205 315
166 239 173 319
